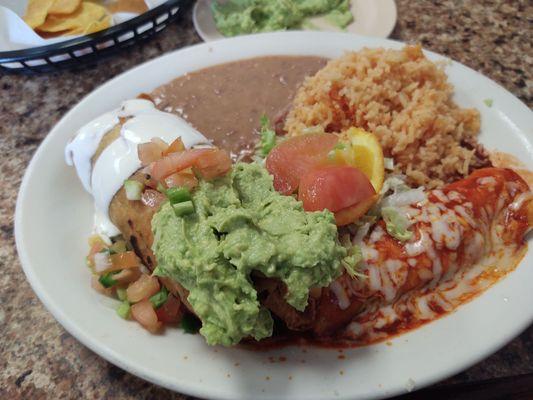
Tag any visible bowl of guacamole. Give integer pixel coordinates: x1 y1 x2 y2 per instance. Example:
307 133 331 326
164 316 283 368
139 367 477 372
210 0 354 37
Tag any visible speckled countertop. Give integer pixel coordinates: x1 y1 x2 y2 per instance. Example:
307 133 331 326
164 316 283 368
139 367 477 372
1 1 532 399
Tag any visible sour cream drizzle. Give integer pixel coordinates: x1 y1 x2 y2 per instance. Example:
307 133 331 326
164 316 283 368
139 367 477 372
65 99 208 235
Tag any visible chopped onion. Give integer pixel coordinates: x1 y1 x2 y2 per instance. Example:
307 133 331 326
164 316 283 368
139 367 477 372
138 142 163 166
151 137 169 152
93 252 112 273
124 180 144 201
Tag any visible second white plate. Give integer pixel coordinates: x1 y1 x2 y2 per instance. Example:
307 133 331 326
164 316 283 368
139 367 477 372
193 0 397 41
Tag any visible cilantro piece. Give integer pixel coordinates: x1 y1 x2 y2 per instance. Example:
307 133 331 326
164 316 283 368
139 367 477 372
257 115 277 157
180 314 202 334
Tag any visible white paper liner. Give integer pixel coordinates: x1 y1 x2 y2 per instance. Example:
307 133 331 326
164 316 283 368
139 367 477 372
0 0 168 52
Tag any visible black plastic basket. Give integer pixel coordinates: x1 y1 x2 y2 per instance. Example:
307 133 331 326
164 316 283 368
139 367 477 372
0 0 190 74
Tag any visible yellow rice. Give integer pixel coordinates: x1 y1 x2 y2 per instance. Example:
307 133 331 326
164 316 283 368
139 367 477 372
285 45 486 188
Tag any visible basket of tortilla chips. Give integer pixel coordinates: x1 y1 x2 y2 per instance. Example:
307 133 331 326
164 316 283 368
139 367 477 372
0 0 190 73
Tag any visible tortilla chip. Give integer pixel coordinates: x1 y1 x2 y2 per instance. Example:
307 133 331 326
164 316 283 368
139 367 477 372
37 1 109 33
84 15 112 34
23 0 55 28
106 0 148 14
48 0 82 15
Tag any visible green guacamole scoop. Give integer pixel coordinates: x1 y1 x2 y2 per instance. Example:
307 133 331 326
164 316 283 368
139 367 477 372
152 162 347 346
212 0 354 37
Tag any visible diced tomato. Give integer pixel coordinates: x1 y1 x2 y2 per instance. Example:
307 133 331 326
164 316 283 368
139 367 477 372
112 268 142 285
298 166 376 213
126 274 160 303
164 169 198 190
138 142 163 166
164 137 185 155
131 299 161 333
156 294 183 323
193 149 232 180
108 251 139 270
151 148 231 182
265 134 339 194
151 148 213 181
141 189 166 209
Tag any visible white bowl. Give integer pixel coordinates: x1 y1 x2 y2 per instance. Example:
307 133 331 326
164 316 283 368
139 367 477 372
15 31 533 400
193 0 397 42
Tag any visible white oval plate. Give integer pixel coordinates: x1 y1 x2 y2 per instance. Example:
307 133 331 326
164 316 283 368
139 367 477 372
15 32 533 400
193 0 397 42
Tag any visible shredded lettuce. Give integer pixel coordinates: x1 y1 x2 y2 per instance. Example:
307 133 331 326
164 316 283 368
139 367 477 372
381 206 413 241
342 245 365 278
257 115 277 157
380 175 410 196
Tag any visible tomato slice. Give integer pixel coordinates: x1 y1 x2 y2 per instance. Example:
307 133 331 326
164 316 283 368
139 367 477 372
298 166 376 213
334 194 379 226
265 134 339 195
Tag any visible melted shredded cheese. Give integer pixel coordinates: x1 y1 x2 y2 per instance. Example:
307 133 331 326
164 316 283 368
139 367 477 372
332 176 530 345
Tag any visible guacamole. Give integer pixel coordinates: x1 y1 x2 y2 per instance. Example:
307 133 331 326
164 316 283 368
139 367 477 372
152 163 347 346
212 0 354 37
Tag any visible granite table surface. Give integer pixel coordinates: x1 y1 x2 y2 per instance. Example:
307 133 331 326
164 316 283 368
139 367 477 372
1 1 532 399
